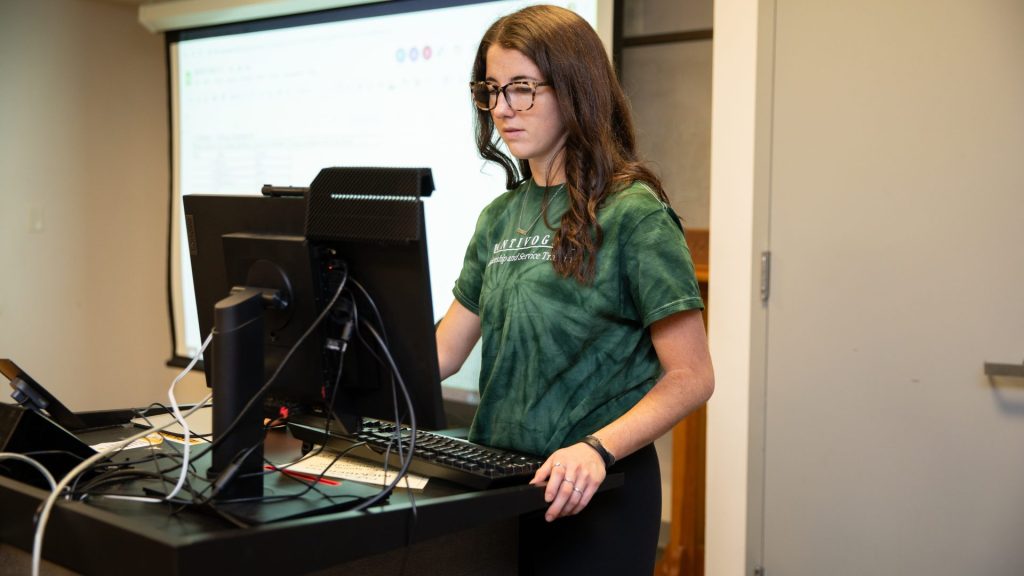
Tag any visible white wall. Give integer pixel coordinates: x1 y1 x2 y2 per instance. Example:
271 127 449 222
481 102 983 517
705 0 766 573
0 0 208 412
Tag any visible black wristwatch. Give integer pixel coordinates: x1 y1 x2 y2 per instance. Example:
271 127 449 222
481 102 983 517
581 435 616 468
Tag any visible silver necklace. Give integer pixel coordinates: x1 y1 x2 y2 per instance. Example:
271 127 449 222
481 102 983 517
516 182 565 235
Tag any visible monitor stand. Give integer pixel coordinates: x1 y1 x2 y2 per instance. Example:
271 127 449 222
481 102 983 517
208 288 266 500
203 288 390 515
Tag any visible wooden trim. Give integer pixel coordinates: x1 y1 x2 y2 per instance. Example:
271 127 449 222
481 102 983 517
656 228 709 576
685 228 710 283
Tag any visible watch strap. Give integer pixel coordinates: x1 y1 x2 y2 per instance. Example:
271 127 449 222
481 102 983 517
582 435 616 468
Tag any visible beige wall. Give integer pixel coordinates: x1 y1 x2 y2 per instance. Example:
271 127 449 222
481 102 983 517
0 0 207 412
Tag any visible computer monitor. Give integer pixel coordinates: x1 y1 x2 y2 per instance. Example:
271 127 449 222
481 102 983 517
184 167 446 497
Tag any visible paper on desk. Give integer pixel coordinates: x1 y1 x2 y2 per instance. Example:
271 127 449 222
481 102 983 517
159 433 209 446
286 452 429 490
91 434 163 452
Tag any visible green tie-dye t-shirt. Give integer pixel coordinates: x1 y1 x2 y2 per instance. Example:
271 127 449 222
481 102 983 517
453 180 703 456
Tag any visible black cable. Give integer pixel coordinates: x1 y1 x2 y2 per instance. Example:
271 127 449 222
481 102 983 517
65 419 201 500
201 504 253 529
142 270 352 508
195 417 343 508
19 448 90 498
351 321 417 513
320 282 420 535
351 281 411 427
127 403 204 497
118 399 210 504
322 292 355 439
351 300 390 374
74 466 208 504
212 443 265 501
21 450 88 462
75 469 170 495
133 402 214 441
348 280 399 403
202 291 357 507
21 449 120 500
222 441 369 505
191 266 349 465
348 278 389 346
193 412 283 504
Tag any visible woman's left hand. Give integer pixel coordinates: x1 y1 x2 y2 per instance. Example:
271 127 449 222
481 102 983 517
529 442 607 522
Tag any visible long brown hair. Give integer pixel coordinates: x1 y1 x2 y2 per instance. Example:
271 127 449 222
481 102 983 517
472 5 669 283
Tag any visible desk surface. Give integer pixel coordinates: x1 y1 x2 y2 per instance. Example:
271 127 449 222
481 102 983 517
0 414 622 576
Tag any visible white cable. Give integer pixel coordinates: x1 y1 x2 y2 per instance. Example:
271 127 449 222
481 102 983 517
0 453 57 492
164 331 214 500
30 399 211 576
90 494 164 504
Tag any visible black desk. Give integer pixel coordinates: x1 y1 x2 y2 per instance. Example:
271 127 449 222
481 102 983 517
0 415 622 575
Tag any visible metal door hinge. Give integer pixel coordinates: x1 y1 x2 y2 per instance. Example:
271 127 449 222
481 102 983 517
760 251 771 304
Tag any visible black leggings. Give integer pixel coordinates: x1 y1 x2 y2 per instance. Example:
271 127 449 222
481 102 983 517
518 443 661 576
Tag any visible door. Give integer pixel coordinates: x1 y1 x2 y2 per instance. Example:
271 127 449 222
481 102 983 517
762 1 1024 574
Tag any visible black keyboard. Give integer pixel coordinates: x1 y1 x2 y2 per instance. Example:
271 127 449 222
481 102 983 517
287 417 544 490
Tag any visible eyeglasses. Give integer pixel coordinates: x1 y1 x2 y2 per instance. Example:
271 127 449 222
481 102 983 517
469 80 553 111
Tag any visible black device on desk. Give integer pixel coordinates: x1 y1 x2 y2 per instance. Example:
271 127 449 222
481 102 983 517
0 360 97 488
185 166 448 502
1 359 88 431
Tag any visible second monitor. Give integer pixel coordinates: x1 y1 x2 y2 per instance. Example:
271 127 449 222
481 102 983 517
185 167 446 494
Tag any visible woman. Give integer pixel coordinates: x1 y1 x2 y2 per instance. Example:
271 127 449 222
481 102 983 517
435 5 714 573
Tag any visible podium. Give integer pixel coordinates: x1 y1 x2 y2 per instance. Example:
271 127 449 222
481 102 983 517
0 408 622 576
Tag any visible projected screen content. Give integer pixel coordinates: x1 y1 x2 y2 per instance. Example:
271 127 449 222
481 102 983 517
170 0 603 401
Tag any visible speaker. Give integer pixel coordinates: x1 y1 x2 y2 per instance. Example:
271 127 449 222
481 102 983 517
0 403 96 489
305 167 434 244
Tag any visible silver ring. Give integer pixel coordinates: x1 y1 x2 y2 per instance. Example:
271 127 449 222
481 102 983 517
573 487 584 495
553 462 563 468
562 478 575 486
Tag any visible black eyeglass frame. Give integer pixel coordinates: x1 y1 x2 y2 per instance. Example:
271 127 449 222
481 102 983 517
469 80 553 111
